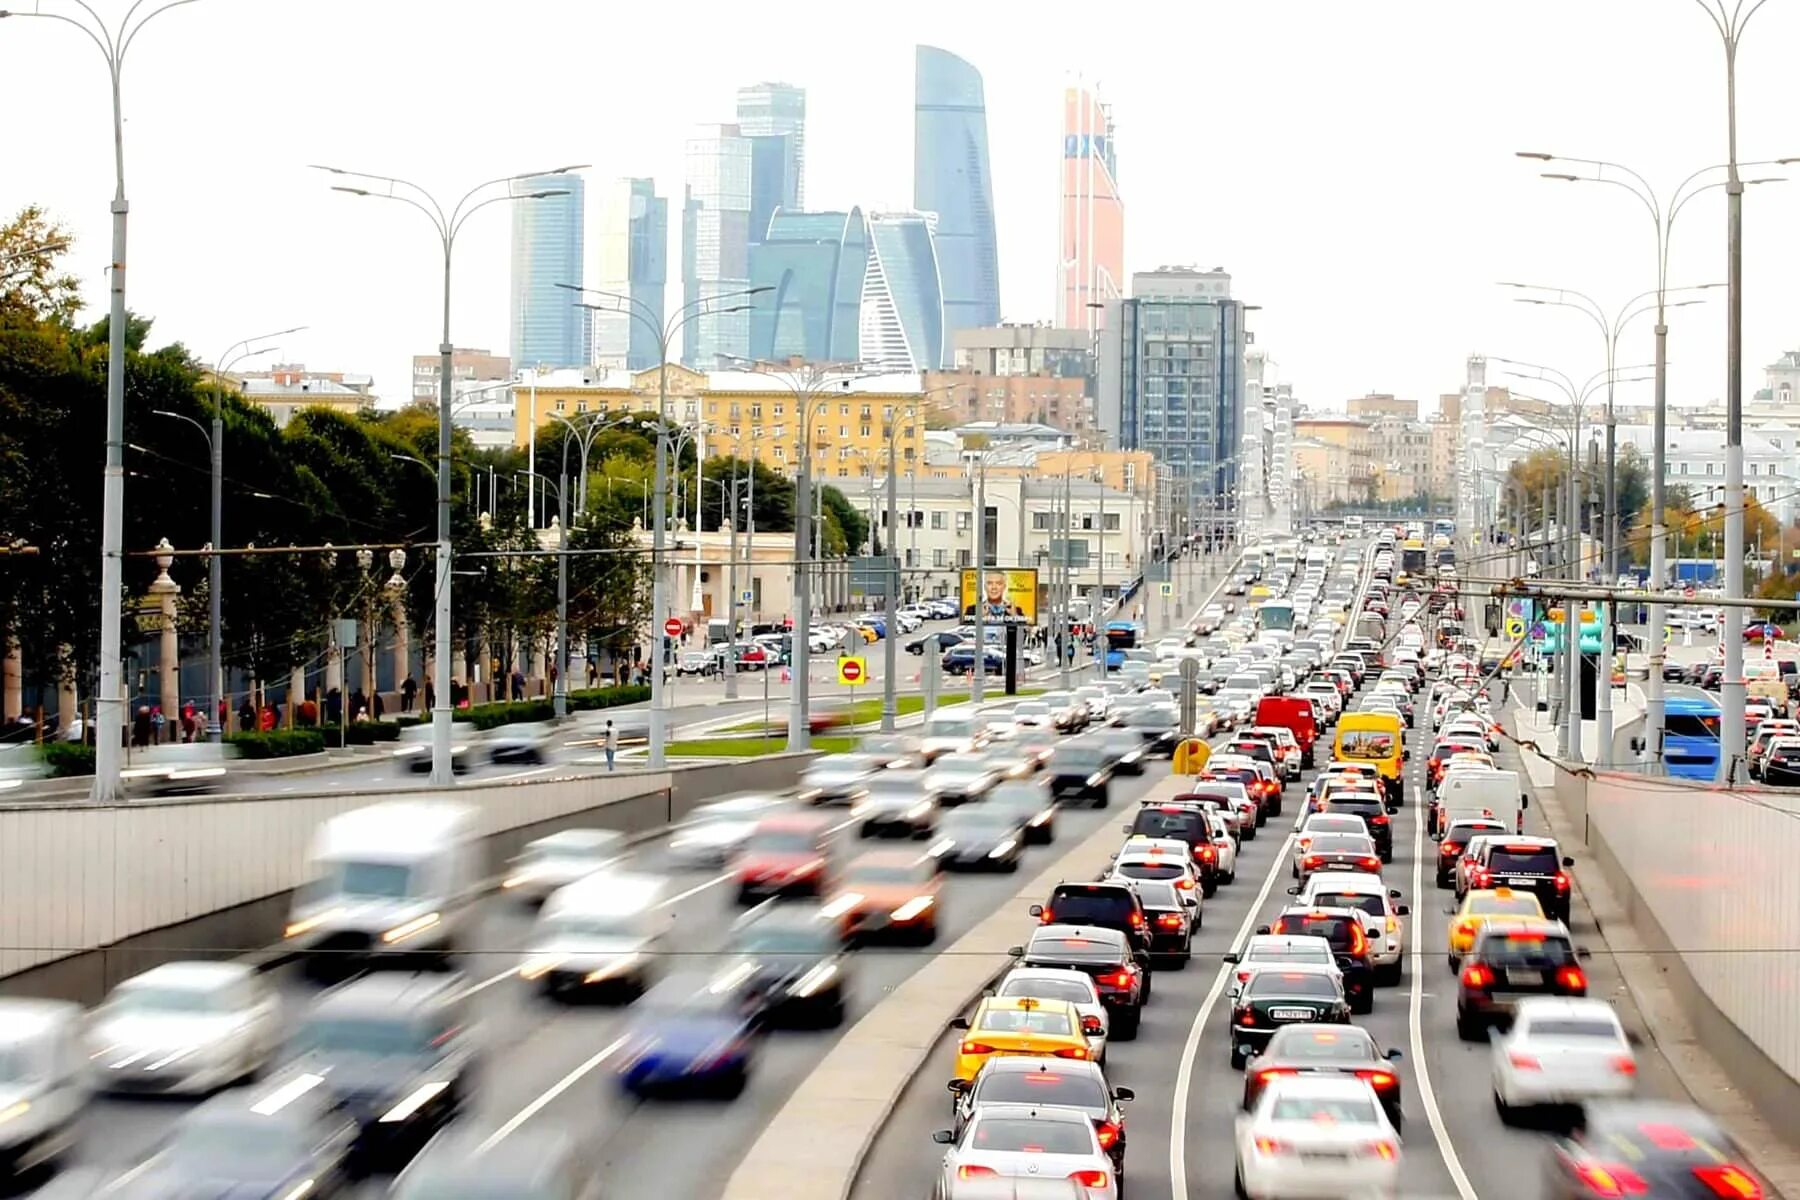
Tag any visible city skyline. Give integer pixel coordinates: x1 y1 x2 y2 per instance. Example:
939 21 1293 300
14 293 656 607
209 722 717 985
5 1 1799 416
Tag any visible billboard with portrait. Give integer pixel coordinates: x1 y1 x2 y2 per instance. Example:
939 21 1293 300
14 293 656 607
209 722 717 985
960 567 1040 624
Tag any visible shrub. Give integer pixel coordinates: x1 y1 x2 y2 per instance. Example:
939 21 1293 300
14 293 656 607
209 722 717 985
39 742 95 777
225 729 326 759
316 721 403 748
446 686 647 730
568 684 650 712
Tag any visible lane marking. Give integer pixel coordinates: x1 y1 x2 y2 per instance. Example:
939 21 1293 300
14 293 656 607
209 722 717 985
1168 828 1296 1200
1409 674 1480 1200
476 1034 629 1152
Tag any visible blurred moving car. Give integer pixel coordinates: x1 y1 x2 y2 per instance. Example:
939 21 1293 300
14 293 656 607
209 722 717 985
1542 1100 1766 1199
500 828 625 905
930 807 1026 872
666 793 793 868
86 962 281 1096
797 753 882 805
1045 740 1115 808
1491 997 1637 1122
393 723 471 775
853 768 939 839
823 849 943 944
119 742 235 797
615 973 761 1098
517 871 668 999
715 902 849 1029
924 757 1002 805
733 811 836 902
985 780 1058 845
0 999 86 1179
392 1128 603 1199
485 720 558 765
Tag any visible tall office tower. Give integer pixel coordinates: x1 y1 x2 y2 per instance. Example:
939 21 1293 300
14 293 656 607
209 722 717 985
736 82 806 246
591 178 668 371
509 173 586 370
681 124 754 368
860 212 945 373
1058 83 1123 332
914 45 1000 362
749 207 868 363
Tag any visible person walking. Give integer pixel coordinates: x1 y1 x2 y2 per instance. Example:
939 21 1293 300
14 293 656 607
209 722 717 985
150 705 165 744
604 719 618 771
400 675 418 714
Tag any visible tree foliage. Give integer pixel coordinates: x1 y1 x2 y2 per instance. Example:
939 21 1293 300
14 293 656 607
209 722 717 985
0 206 82 327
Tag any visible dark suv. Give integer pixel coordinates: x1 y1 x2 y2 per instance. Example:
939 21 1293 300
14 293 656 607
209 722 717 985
1045 740 1115 808
1466 837 1574 923
1318 792 1395 862
1011 926 1148 1039
1262 907 1374 1014
1126 803 1220 893
1456 923 1589 1040
1032 881 1152 955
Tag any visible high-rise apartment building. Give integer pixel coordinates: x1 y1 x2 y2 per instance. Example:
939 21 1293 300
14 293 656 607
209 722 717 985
509 173 586 370
591 178 667 371
860 212 945 373
736 82 806 246
682 124 754 368
1097 266 1245 519
1058 84 1123 332
749 208 868 363
914 46 1000 361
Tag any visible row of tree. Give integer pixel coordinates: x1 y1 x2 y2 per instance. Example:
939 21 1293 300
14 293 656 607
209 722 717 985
0 207 867 708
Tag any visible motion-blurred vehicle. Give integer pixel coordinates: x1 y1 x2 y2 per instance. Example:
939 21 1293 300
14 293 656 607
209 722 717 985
0 999 86 1179
485 720 558 765
985 780 1058 845
666 793 793 868
1241 1024 1404 1132
1446 887 1546 971
392 1127 603 1200
675 650 719 677
920 707 987 762
517 871 668 999
932 1105 1116 1196
924 756 1001 805
1492 997 1637 1122
860 733 922 770
853 768 938 839
930 807 1026 871
823 848 943 944
1044 739 1114 808
86 962 281 1095
393 723 471 775
947 1058 1133 1176
119 742 235 797
1233 1076 1401 1200
615 973 761 1098
733 811 836 902
1542 1101 1766 1199
796 752 880 805
1092 727 1148 776
500 828 625 904
715 901 849 1028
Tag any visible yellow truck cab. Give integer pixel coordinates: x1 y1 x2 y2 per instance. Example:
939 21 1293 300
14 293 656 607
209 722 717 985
1332 712 1406 805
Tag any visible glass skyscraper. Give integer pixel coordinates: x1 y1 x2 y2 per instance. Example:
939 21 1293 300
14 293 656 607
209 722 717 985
914 45 1000 364
736 82 806 246
592 177 667 371
509 173 586 370
749 207 867 364
682 124 753 368
860 212 944 373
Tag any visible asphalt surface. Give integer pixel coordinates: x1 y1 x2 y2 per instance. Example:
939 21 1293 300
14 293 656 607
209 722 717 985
33 570 1226 1199
857 548 1715 1200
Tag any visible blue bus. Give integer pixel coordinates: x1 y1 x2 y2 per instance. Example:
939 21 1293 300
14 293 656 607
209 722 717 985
1661 690 1721 781
1104 620 1141 670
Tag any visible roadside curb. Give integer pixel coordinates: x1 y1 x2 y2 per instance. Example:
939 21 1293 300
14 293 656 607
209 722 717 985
720 772 1196 1200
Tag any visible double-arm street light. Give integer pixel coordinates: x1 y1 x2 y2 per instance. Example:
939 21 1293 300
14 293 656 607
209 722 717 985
560 286 769 767
5 0 198 801
155 325 306 741
316 162 587 785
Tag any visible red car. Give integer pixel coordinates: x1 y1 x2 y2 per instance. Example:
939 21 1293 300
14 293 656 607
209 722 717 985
1744 622 1784 643
732 813 835 904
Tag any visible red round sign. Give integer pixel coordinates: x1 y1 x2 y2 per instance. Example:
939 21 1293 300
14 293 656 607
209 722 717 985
1683 585 1696 599
663 617 684 638
841 660 864 683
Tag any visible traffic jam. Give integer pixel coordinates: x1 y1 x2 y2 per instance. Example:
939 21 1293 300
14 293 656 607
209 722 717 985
881 526 1772 1200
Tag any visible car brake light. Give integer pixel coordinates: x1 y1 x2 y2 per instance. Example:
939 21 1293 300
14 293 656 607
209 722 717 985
1360 857 1382 872
1370 814 1389 825
1257 1068 1298 1084
1081 1015 1104 1036
1348 925 1368 957
960 1041 996 1055
1555 870 1572 892
1253 1136 1291 1156
1612 1056 1637 1076
1237 1007 1257 1026
1441 841 1463 857
1571 1163 1649 1197
1693 1165 1762 1199
1052 1046 1090 1060
1129 912 1146 929
1355 1069 1397 1089
1201 846 1217 862
1158 913 1184 929
1068 1170 1111 1188
1507 1052 1541 1070
1039 908 1053 924
1175 878 1195 891
958 1164 999 1179
1556 966 1587 991
1461 964 1493 988
1473 869 1492 887
1099 970 1135 989
1095 1121 1121 1149
1303 855 1321 869
1365 1140 1398 1161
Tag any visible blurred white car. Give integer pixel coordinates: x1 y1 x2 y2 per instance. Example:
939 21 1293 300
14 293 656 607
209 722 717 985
1233 1075 1401 1199
666 793 793 868
1491 997 1637 1121
86 962 280 1095
501 828 626 905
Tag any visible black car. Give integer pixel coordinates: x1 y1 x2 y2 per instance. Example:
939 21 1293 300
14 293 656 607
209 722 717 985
1093 728 1149 776
1121 704 1181 757
718 902 849 1028
1262 908 1375 1014
1011 926 1148 1039
932 807 1026 871
1434 818 1509 888
1033 880 1153 955
1456 923 1589 1040
1126 803 1220 894
906 630 965 655
1765 737 1800 784
1241 1024 1404 1131
985 780 1058 845
949 1058 1134 1176
289 973 477 1166
1317 793 1395 861
1542 1101 1768 1200
1045 740 1114 808
1128 878 1195 964
1465 836 1574 923
1228 965 1351 1068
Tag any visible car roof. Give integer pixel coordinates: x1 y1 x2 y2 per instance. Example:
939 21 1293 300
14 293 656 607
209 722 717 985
1002 966 1100 991
117 960 254 991
1511 996 1619 1022
976 995 1079 1018
1304 871 1386 893
0 998 82 1046
309 971 463 1017
1244 934 1334 953
1033 925 1128 947
526 828 622 853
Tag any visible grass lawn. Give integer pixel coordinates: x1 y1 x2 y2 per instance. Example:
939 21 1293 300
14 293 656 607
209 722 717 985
666 734 861 757
716 686 1046 734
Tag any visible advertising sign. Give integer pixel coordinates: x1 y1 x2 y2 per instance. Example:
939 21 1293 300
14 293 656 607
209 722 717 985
959 567 1040 624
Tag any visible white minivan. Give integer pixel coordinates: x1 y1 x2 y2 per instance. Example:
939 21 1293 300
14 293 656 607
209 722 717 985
1433 768 1527 838
0 999 87 1179
518 871 670 999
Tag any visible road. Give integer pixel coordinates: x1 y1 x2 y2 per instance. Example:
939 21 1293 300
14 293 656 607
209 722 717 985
858 568 1716 1200
36 569 1225 1198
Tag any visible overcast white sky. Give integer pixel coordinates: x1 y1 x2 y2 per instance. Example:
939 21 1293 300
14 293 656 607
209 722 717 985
5 0 1799 423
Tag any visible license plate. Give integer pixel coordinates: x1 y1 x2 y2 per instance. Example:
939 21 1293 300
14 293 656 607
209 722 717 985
1504 968 1542 986
1507 877 1538 887
1300 1149 1349 1161
1270 1007 1315 1020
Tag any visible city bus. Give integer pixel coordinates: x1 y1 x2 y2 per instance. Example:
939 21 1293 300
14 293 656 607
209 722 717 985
1104 619 1142 671
1432 518 1456 540
1660 689 1721 781
1399 539 1429 580
1256 600 1296 635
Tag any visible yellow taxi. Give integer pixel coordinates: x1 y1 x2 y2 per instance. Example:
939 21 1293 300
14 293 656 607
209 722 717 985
1447 887 1546 970
948 996 1092 1081
851 623 881 643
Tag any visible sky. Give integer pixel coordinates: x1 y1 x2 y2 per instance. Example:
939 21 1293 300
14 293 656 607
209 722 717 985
5 0 1800 426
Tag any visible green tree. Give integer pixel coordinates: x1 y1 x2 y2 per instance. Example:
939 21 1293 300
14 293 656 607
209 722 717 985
0 206 81 326
819 485 868 556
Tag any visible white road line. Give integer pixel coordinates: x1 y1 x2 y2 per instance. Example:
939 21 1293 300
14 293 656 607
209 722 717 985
1408 727 1480 1200
477 1034 629 1152
1168 829 1296 1200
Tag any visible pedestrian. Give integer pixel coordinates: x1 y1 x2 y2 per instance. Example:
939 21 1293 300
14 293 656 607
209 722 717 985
237 699 255 733
511 668 525 702
372 691 385 720
258 703 275 732
424 680 436 711
150 705 165 744
325 687 342 726
586 660 598 688
131 705 151 748
401 675 417 714
604 719 617 771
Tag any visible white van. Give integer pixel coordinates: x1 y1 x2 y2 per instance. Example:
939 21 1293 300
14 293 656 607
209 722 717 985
0 999 87 1178
519 871 669 999
284 801 483 977
920 706 986 762
1433 769 1527 838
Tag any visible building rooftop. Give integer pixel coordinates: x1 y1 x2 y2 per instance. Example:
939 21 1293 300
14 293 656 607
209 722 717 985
518 365 925 396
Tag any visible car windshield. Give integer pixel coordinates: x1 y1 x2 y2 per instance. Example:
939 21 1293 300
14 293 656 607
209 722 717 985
743 830 819 855
999 977 1094 1005
0 1047 37 1083
1133 810 1205 839
1527 1017 1619 1039
1132 881 1182 908
1115 860 1185 880
926 718 976 738
1477 932 1576 968
168 1116 307 1173
528 843 610 864
979 1007 1075 1036
1312 893 1383 919
1307 835 1372 855
1031 936 1121 964
845 861 932 885
942 811 1016 835
1248 945 1331 965
733 921 834 955
976 1071 1107 1109
538 913 643 940
1247 972 1340 999
1272 915 1358 950
1338 731 1394 758
1048 890 1133 923
1488 848 1558 874
1304 818 1365 835
932 761 989 778
969 1117 1092 1154
1051 747 1106 769
112 984 233 1014
316 861 413 901
1127 707 1177 727
1470 894 1542 916
1271 1028 1376 1060
297 1015 432 1058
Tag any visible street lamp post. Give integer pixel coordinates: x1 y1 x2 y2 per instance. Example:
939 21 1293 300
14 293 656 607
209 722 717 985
5 0 198 801
317 161 586 785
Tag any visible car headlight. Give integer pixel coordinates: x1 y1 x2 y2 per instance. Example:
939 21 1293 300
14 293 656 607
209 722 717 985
0 1101 27 1124
927 838 956 857
986 838 1016 859
905 802 931 819
379 1080 449 1124
891 895 934 922
284 908 344 939
1086 772 1106 786
380 912 441 944
519 954 566 980
584 954 641 984
819 892 864 919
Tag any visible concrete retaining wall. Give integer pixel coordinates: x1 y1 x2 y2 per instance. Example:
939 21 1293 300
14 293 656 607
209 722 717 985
0 754 814 1004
